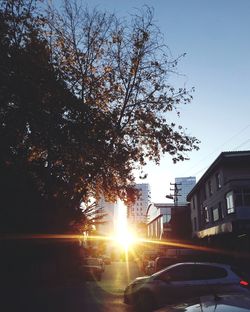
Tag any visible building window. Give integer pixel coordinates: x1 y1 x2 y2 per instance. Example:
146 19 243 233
204 206 209 223
226 191 235 214
216 173 222 189
192 197 195 210
163 214 171 224
211 203 223 222
212 207 219 222
235 189 250 206
208 180 212 196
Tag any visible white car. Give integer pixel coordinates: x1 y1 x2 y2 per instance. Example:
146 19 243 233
124 262 249 311
156 292 250 311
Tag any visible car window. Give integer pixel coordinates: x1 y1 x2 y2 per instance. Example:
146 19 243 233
193 265 227 280
160 264 228 282
162 264 194 281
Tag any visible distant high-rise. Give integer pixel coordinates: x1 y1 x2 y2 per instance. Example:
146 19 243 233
128 183 151 224
175 177 196 204
96 197 118 236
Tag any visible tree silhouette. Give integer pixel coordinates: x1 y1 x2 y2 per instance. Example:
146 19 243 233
0 0 199 234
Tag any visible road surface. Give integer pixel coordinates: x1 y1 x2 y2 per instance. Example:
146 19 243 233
82 260 141 311
1 260 142 312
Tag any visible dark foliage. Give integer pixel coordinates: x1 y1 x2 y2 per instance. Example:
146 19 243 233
0 0 92 233
0 0 199 234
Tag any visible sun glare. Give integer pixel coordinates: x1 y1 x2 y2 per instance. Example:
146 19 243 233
116 229 136 250
114 200 137 250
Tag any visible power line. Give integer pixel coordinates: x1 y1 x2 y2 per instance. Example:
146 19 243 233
183 124 250 177
232 139 250 151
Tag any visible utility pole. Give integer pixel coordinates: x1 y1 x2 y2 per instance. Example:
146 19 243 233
166 182 182 206
165 182 182 241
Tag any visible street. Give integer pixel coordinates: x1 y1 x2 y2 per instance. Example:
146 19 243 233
1 260 141 312
81 260 141 311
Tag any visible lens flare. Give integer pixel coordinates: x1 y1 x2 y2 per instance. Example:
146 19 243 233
115 229 137 250
114 200 137 251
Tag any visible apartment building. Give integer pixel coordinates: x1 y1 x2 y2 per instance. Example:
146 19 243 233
187 151 250 249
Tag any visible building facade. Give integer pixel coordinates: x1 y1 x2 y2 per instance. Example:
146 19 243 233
146 202 190 240
128 183 151 224
175 177 196 205
96 197 118 236
187 151 250 250
147 203 172 240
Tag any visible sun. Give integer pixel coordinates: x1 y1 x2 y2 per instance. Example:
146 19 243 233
115 229 137 250
114 200 137 251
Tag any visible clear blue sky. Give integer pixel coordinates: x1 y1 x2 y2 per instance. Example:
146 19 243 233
84 0 250 202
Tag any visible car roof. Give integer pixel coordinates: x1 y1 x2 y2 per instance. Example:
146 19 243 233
156 292 250 311
152 261 231 276
163 261 230 267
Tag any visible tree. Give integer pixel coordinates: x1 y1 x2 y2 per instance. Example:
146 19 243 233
0 0 199 234
0 0 101 233
45 1 199 200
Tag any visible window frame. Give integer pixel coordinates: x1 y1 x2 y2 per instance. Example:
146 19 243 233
212 206 219 222
204 206 209 223
226 190 235 214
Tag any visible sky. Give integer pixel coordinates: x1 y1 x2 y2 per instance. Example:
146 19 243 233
83 0 250 202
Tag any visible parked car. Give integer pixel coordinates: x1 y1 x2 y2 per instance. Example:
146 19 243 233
156 292 250 311
102 255 111 265
124 262 250 311
82 257 103 281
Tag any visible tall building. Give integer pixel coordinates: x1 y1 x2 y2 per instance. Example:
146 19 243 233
96 197 118 236
175 177 196 205
128 183 151 224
